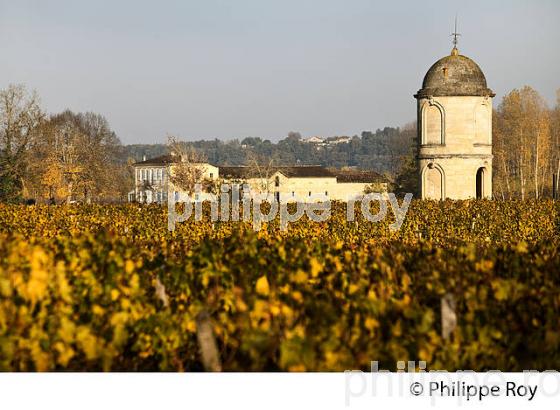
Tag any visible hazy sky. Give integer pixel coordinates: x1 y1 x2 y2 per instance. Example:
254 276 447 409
0 0 558 144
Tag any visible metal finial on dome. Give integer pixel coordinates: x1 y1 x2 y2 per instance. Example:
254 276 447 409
450 15 461 55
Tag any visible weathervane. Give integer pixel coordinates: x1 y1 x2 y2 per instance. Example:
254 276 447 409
451 15 461 49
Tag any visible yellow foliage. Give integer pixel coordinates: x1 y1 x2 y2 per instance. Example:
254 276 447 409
111 289 120 301
309 257 323 277
255 275 270 296
76 327 98 360
0 201 558 371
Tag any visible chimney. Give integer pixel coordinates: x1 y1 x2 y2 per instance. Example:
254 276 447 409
142 155 146 161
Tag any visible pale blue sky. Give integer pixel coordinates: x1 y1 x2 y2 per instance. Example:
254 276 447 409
0 0 558 144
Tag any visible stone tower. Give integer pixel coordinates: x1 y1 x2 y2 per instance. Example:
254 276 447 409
414 45 495 200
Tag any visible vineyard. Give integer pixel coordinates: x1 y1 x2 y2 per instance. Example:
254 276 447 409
0 200 559 371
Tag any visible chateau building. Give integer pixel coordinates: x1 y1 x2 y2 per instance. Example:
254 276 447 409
415 43 494 200
130 155 387 204
218 166 385 203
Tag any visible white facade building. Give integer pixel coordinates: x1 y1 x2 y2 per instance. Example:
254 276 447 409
132 154 219 204
219 166 387 203
303 136 325 144
132 157 387 204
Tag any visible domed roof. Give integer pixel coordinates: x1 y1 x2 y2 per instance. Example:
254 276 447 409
415 47 494 98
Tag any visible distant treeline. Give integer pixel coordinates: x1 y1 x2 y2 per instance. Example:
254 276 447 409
125 125 416 179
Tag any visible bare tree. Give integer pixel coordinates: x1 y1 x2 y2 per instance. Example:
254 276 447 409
0 85 43 202
494 87 551 199
73 111 124 202
550 90 560 196
167 136 215 195
244 150 276 195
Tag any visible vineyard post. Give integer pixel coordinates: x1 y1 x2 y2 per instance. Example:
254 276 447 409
441 293 457 340
196 310 222 371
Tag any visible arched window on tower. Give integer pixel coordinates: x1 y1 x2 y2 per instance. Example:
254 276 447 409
476 167 485 199
474 103 490 145
423 103 444 145
423 163 444 200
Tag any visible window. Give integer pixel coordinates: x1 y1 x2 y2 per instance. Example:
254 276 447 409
292 191 295 197
136 169 140 181
141 169 145 180
325 191 328 196
275 176 280 187
475 104 489 145
308 191 312 196
157 169 162 180
422 101 445 145
210 173 214 179
476 168 485 199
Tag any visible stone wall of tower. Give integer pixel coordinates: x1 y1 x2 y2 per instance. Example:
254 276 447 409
417 95 493 199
